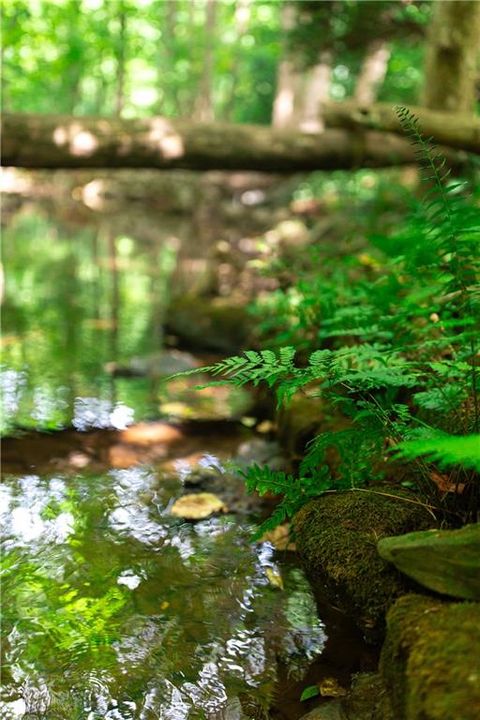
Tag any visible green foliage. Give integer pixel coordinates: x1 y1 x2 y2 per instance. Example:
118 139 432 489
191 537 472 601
3 0 431 121
300 684 320 702
395 434 480 472
176 108 480 529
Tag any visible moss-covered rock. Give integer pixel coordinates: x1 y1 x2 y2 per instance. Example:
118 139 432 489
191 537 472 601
380 594 480 720
293 489 435 640
378 524 480 600
341 673 393 720
167 294 249 353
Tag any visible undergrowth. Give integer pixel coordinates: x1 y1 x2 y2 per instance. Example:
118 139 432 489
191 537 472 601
172 108 480 535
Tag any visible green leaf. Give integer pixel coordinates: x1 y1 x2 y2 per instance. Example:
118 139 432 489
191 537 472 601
300 684 320 701
395 434 480 472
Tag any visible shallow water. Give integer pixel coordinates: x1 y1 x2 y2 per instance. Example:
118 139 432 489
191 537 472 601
1 458 331 720
1 196 373 719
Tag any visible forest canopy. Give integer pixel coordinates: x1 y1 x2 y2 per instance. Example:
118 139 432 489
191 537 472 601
3 0 431 122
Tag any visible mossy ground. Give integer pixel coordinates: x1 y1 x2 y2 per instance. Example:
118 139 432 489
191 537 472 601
381 594 480 720
293 489 434 640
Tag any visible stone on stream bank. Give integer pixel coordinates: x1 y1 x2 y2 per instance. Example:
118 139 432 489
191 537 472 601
300 594 480 720
378 523 480 601
166 294 250 353
293 489 435 641
380 594 480 720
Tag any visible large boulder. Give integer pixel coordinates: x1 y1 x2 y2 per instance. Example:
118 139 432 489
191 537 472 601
380 594 480 720
293 489 434 640
378 523 480 600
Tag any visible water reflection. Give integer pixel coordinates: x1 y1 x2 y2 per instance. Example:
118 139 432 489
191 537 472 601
1 201 251 435
1 468 326 719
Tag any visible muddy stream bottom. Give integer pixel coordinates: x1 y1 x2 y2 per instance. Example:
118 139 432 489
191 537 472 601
1 421 375 720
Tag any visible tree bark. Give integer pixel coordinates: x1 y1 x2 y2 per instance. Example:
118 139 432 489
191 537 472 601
1 112 463 172
323 101 480 155
299 52 332 132
354 40 391 106
423 0 480 114
193 0 217 122
272 2 300 128
115 2 127 117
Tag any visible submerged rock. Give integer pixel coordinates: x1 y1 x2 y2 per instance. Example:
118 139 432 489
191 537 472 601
170 492 227 520
293 489 434 640
105 350 199 377
380 594 480 720
166 294 249 353
378 523 480 600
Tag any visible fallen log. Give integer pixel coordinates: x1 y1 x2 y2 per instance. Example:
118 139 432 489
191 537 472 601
323 101 480 155
0 111 459 172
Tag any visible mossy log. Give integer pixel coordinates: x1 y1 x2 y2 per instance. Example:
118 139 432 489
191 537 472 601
323 101 480 155
0 111 462 172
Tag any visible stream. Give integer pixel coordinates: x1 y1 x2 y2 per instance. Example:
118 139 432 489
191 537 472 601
1 191 373 720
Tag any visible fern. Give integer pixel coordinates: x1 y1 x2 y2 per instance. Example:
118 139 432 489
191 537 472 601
240 463 331 539
169 108 480 531
395 434 480 473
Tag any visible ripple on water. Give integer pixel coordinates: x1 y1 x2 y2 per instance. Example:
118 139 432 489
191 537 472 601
1 466 326 719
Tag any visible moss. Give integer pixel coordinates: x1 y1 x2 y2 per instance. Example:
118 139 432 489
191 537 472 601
381 594 480 720
293 489 434 641
341 673 394 720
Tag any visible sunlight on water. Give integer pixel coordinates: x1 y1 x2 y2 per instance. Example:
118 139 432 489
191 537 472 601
1 468 326 719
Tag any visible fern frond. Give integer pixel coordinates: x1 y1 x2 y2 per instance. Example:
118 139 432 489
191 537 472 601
395 433 480 472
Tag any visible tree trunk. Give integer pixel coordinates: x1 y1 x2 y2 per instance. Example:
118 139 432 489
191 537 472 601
193 0 217 122
354 40 391 106
423 0 480 114
299 52 332 132
323 101 480 155
272 2 300 128
223 0 251 121
1 111 463 172
115 2 127 118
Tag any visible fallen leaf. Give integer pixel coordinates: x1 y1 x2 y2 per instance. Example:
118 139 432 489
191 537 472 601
256 420 275 434
170 492 227 520
430 470 465 494
265 567 284 590
259 524 296 551
319 677 347 698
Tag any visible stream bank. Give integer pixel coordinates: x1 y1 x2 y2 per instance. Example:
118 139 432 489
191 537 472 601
275 400 480 720
1 184 375 720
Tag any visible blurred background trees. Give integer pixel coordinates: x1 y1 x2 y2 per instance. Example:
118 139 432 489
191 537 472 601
2 0 445 124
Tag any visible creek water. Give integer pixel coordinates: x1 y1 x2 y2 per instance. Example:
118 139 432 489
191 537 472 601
1 194 373 720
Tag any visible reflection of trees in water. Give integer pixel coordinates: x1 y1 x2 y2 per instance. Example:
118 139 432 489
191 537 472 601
1 169 296 432
1 466 325 719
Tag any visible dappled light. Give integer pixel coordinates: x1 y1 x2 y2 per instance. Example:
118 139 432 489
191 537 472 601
53 123 100 156
148 117 185 158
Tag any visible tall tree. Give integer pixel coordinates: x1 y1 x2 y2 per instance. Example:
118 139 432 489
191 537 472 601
272 2 299 128
194 0 217 122
423 0 480 114
299 51 332 131
115 1 127 117
354 40 391 105
223 0 251 121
